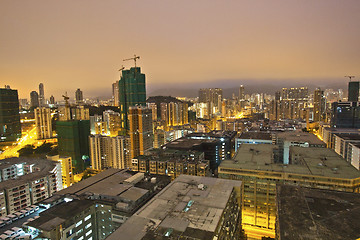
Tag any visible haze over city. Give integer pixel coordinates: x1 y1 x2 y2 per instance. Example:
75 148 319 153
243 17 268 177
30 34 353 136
1 0 360 99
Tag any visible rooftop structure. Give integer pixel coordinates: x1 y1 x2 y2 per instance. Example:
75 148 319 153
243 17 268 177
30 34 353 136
219 144 360 239
276 185 360 240
221 144 359 180
107 175 244 240
163 137 220 172
29 169 171 240
276 130 326 147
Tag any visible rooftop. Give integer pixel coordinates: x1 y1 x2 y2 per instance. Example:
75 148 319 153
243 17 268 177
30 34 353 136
0 157 59 190
276 131 325 145
219 144 360 180
334 133 360 141
163 137 218 150
277 185 360 240
28 200 94 231
107 175 242 240
238 131 273 140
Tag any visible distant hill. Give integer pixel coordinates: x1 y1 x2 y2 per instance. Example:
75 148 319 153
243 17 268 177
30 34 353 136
147 96 184 104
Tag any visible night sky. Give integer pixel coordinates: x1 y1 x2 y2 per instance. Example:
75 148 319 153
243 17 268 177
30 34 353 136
1 0 360 99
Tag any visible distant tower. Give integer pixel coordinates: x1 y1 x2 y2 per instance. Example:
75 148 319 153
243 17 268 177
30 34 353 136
39 83 45 106
75 88 83 105
30 91 39 108
50 95 55 105
112 81 119 106
313 88 325 122
239 85 245 100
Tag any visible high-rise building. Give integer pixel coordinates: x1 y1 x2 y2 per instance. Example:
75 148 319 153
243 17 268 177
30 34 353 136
103 110 121 136
313 88 325 122
57 120 90 173
239 85 245 100
118 67 146 130
0 157 62 215
348 81 360 102
34 107 52 139
331 101 360 128
89 135 130 170
0 86 21 143
198 88 222 117
75 88 83 105
30 91 39 108
49 95 55 105
47 155 74 188
39 83 45 106
129 106 153 159
112 81 119 106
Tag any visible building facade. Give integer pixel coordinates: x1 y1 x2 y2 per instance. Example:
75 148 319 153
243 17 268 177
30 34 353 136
129 106 153 159
34 107 53 139
0 87 21 143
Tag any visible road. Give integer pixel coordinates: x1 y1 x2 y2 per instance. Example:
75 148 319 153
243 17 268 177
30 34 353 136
0 127 37 160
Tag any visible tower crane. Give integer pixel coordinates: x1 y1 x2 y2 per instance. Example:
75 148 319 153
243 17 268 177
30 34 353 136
62 92 70 107
123 54 140 68
345 75 355 81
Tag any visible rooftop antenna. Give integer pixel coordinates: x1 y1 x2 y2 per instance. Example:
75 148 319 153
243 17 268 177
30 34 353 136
123 54 140 68
345 75 355 81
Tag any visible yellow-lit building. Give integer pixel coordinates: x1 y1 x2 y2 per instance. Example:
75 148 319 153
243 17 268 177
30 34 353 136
47 155 74 188
131 149 209 180
218 144 360 239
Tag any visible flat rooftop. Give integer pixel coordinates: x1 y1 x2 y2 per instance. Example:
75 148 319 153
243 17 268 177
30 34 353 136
276 131 325 145
238 131 273 140
219 144 360 180
163 137 218 150
106 175 242 240
0 157 58 190
54 169 132 195
323 127 360 134
277 185 360 240
28 200 94 231
334 133 360 141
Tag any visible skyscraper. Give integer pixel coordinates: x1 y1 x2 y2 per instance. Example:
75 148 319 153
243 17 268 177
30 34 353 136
75 88 83 105
39 83 45 106
49 95 55 105
129 106 153 159
239 85 245 100
89 135 130 170
57 120 90 173
198 88 223 117
0 86 21 143
30 91 39 108
348 81 360 102
118 67 146 130
34 107 52 139
313 88 325 122
112 81 119 106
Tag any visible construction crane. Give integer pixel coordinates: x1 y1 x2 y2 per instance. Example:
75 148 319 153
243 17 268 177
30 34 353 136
118 65 124 79
62 92 70 107
123 54 140 68
345 75 355 81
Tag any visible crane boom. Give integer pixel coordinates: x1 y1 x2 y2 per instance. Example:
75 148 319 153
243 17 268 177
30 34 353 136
123 54 140 68
345 75 355 81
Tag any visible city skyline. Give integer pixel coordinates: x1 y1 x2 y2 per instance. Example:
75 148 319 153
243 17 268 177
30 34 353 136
1 1 360 99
